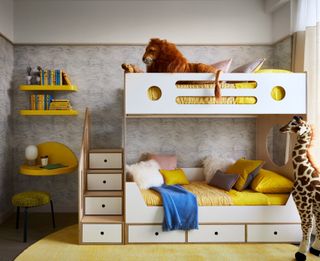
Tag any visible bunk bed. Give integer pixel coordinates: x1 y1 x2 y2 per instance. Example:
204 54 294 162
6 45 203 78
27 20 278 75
124 72 306 244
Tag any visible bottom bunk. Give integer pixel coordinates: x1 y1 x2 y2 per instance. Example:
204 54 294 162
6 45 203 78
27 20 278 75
125 168 301 244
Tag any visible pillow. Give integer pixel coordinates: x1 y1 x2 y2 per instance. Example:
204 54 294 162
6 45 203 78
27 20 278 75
208 170 240 191
126 160 163 189
226 158 264 191
231 58 266 73
211 58 233 73
251 169 293 193
147 154 177 170
202 154 235 183
160 168 189 185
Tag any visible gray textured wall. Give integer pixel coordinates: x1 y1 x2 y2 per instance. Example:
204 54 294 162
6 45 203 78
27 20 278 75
0 36 14 222
9 39 291 212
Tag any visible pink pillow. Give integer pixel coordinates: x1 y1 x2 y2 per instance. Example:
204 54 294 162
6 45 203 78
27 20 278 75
232 58 266 73
147 154 177 170
211 58 233 73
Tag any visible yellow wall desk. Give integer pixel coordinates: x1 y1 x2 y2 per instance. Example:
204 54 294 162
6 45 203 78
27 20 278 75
19 142 78 176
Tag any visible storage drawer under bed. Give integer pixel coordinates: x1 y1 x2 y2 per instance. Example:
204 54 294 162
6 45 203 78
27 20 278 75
128 225 186 243
247 224 301 242
188 224 245 243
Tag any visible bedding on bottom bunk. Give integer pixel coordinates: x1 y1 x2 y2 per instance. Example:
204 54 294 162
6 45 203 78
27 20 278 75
140 182 290 206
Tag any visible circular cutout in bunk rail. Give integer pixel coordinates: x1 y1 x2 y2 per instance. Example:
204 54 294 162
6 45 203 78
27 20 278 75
271 86 286 101
147 86 162 101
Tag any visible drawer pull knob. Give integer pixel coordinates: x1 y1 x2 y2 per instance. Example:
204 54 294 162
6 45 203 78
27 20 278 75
104 159 108 163
274 231 278 235
103 180 107 184
155 232 159 236
100 231 104 235
214 232 219 236
102 204 106 208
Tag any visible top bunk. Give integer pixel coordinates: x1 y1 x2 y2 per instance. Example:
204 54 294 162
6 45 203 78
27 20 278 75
124 73 306 118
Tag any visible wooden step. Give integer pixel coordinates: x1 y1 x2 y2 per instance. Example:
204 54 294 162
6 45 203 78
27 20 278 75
89 148 123 153
81 215 123 224
87 169 122 174
84 191 123 197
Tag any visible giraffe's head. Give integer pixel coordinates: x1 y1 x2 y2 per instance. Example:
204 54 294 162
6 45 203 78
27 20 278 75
279 116 310 136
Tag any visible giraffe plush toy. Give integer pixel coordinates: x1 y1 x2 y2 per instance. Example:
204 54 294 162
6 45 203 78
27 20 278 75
280 116 320 261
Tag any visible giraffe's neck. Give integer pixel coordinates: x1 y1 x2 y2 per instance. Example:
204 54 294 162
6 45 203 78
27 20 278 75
293 132 313 177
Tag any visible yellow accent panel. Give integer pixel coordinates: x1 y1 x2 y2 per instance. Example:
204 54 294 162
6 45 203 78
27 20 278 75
20 110 78 116
226 159 264 191
251 169 293 193
271 86 286 101
160 168 189 185
20 142 78 176
19 85 78 91
235 96 257 104
234 82 257 89
12 191 51 207
255 69 292 73
147 86 162 101
176 96 256 104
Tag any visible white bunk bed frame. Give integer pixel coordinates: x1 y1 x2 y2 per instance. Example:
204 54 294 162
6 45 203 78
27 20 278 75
124 73 306 244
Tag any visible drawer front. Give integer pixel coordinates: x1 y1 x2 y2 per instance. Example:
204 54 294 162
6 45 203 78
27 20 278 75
247 224 301 242
128 225 185 243
188 225 245 243
85 197 122 215
89 153 122 169
82 224 122 243
87 174 122 191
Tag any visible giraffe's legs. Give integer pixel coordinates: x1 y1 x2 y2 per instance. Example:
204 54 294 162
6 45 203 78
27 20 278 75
310 204 320 256
294 196 314 261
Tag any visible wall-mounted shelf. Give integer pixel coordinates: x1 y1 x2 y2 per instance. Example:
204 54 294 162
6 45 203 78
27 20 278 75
20 110 78 116
20 85 78 91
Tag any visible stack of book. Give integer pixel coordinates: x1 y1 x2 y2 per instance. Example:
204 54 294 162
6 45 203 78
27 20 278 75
40 69 72 86
30 94 53 110
49 99 72 110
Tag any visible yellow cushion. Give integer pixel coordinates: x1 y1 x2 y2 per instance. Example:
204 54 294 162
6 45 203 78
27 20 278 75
160 168 189 185
251 169 293 193
226 159 264 191
12 191 51 207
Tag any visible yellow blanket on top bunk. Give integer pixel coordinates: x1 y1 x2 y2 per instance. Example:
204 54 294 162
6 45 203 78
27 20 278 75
140 182 289 206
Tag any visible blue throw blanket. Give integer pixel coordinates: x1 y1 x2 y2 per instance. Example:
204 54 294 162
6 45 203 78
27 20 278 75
151 185 198 231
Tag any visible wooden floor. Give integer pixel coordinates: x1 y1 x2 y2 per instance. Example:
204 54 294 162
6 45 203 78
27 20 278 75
0 212 77 261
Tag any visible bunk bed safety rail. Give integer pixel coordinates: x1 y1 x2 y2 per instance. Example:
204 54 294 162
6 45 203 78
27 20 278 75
125 73 306 115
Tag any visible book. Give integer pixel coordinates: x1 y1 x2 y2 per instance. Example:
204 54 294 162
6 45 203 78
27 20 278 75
62 71 72 85
40 163 67 170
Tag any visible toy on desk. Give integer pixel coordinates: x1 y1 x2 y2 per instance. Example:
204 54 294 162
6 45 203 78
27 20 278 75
40 155 48 167
25 145 38 166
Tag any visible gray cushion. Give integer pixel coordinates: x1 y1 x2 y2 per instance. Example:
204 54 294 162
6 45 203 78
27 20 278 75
208 170 240 191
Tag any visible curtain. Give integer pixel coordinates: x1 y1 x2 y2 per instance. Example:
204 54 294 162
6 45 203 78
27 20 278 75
292 0 320 170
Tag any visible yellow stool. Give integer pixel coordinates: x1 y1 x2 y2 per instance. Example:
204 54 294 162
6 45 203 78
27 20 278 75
12 191 55 242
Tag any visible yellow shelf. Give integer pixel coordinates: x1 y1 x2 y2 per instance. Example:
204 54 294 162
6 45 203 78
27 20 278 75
20 164 77 176
20 110 78 116
20 85 78 91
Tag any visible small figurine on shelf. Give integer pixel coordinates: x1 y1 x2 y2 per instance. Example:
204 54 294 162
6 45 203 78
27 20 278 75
26 66 42 85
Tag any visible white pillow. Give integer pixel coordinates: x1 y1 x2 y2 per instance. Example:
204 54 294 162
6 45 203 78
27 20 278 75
126 160 164 189
202 154 235 183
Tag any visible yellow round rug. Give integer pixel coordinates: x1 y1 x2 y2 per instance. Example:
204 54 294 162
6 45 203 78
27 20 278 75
15 224 319 261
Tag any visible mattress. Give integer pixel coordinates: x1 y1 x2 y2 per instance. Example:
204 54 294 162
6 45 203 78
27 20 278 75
140 182 290 206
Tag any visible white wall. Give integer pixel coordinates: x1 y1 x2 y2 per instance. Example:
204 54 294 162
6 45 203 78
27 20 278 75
14 0 272 44
272 1 291 42
0 0 14 41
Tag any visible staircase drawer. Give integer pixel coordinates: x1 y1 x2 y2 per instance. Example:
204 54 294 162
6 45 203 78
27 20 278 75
82 224 122 243
188 224 245 243
128 225 185 243
87 174 122 190
85 197 122 215
247 224 301 242
89 153 122 169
